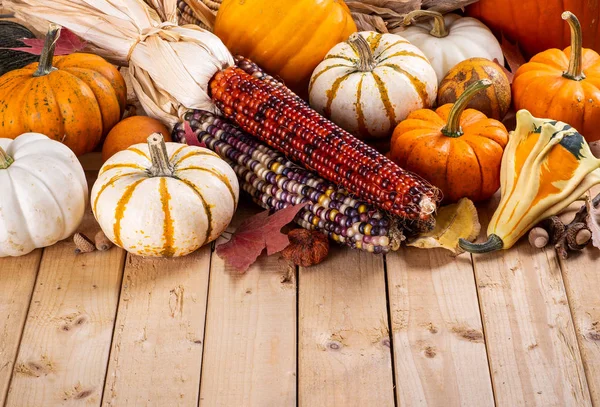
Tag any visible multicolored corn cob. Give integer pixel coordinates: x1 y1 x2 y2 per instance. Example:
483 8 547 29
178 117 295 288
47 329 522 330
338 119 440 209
173 111 409 253
208 57 441 227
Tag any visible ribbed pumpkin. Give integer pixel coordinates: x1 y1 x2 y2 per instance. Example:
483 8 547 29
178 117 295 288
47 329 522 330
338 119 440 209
0 21 39 76
0 25 126 156
91 134 239 257
513 12 600 143
390 80 509 203
309 31 437 139
438 58 511 121
467 0 600 58
214 0 356 97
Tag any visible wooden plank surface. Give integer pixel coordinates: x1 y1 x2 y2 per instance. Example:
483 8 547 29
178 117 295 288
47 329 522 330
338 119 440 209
386 247 494 407
0 251 41 405
199 215 297 407
5 174 126 407
102 247 211 406
472 201 592 407
298 248 395 407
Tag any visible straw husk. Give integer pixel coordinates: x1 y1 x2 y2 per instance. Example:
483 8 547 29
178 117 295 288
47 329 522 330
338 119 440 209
6 0 233 128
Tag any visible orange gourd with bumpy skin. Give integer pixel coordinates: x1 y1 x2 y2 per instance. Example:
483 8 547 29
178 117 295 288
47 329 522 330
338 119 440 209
390 80 509 203
0 25 126 156
513 12 600 143
214 0 356 97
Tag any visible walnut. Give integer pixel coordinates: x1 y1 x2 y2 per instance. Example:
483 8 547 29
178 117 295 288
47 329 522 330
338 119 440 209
282 229 329 267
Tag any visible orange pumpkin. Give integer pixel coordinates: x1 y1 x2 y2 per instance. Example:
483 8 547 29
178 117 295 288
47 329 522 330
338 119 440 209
390 80 509 203
0 25 126 156
102 116 171 162
214 0 356 97
513 12 600 143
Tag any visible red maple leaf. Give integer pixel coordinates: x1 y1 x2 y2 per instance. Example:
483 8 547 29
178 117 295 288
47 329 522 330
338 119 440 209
216 203 307 272
7 27 86 56
497 33 527 84
184 121 206 148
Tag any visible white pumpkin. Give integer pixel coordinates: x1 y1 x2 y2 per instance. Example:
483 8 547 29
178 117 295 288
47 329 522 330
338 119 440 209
0 133 88 257
91 134 239 257
401 10 504 83
309 31 438 140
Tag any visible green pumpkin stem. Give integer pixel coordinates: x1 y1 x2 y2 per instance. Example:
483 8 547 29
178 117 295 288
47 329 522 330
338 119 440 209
147 133 174 177
562 11 586 81
0 146 14 169
348 33 376 72
403 10 449 38
442 79 492 138
34 24 61 77
459 234 504 253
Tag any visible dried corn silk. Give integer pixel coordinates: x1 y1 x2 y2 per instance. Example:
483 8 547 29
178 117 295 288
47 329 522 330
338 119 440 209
6 0 233 128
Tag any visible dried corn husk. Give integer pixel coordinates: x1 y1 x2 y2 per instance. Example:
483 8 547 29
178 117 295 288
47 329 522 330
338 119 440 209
6 0 233 128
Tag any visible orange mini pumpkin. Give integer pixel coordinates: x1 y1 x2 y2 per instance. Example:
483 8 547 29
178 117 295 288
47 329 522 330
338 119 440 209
513 12 600 143
0 25 126 156
102 116 171 162
390 80 509 203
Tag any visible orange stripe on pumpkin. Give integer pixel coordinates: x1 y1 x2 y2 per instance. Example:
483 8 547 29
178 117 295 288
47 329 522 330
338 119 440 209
92 172 140 214
355 75 369 138
128 147 150 159
176 166 238 205
169 145 187 160
99 163 145 176
324 72 353 118
309 63 352 95
175 150 219 166
374 39 411 59
379 50 429 63
371 72 395 131
177 178 213 243
158 178 176 257
381 63 429 107
113 179 145 247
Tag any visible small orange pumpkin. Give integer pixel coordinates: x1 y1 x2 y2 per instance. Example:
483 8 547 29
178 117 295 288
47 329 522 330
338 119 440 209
102 116 171 162
390 80 509 203
0 25 126 156
513 12 600 143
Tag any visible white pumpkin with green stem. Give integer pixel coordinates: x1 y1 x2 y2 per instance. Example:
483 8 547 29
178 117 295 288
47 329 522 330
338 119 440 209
401 10 504 83
0 133 88 257
91 134 239 257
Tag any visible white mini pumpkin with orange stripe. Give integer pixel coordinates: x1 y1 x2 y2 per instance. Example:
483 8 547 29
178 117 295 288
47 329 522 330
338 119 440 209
91 134 239 257
309 31 437 140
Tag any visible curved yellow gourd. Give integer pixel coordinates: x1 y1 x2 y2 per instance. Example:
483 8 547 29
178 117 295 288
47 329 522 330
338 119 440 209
460 110 600 253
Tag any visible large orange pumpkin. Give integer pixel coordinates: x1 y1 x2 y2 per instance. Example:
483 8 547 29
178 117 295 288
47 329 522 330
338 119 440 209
390 80 509 203
214 0 356 97
513 12 600 143
467 0 600 57
0 25 126 156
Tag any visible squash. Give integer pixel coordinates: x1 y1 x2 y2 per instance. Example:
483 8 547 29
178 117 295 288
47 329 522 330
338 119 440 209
0 133 88 257
460 110 600 253
467 0 600 58
0 21 39 76
0 25 127 156
91 134 239 257
438 57 511 121
512 12 600 143
102 116 171 162
214 0 357 97
400 10 504 83
390 79 509 203
309 31 437 140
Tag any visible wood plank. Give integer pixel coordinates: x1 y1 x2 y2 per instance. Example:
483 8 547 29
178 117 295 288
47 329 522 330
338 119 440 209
472 199 592 406
558 186 600 404
199 208 297 406
0 250 42 405
386 247 494 407
102 247 211 406
298 247 395 407
5 174 126 407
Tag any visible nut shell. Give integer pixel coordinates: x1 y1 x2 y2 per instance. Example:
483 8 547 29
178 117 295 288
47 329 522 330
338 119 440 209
282 229 329 267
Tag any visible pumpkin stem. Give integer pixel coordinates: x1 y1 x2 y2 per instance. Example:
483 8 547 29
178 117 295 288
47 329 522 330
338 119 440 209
458 234 504 253
442 79 492 138
403 10 449 38
147 133 174 177
562 11 586 81
34 24 61 77
348 33 376 72
0 146 13 169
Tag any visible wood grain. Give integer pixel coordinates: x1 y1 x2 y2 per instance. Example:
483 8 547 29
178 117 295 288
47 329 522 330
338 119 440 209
102 247 211 406
0 251 41 405
386 247 494 407
298 247 394 407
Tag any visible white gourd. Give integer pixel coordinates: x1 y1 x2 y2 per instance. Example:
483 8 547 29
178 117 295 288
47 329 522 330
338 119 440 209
401 11 504 83
91 134 239 257
309 31 438 140
0 133 88 257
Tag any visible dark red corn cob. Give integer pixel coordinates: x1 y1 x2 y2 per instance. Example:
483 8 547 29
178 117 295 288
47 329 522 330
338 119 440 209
208 58 441 224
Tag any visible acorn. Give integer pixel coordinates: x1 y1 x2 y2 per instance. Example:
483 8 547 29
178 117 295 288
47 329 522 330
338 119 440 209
73 233 95 254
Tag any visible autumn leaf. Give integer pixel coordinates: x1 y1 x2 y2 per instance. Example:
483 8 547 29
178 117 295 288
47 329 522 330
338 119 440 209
216 203 307 272
585 192 600 249
498 33 527 83
183 121 206 148
7 27 86 56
